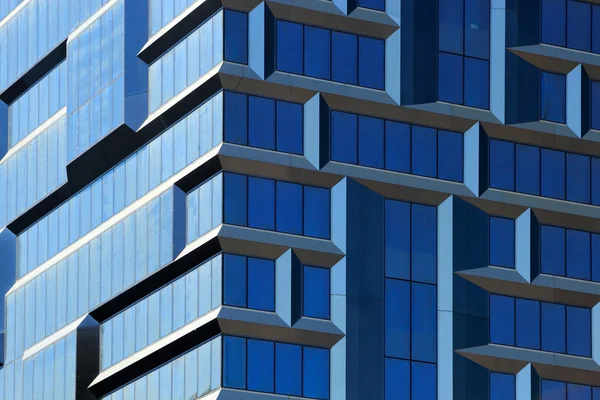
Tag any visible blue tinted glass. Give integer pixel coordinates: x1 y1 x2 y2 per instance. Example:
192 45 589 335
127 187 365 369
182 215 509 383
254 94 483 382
566 153 590 204
541 149 565 199
223 336 246 389
465 0 490 59
358 116 384 168
516 298 540 349
490 373 515 400
358 36 384 90
515 144 540 195
542 380 566 400
303 266 330 319
594 6 600 54
385 200 410 280
224 173 248 226
541 302 566 353
359 0 385 11
248 258 275 312
568 383 592 400
276 101 303 155
249 96 275 150
490 140 515 191
541 72 566 123
248 177 275 230
594 158 600 206
224 92 248 145
224 254 247 308
332 31 358 85
594 234 600 282
275 343 302 396
542 0 566 46
541 226 566 276
276 181 303 235
412 283 437 363
304 186 330 239
385 358 409 400
464 57 489 109
439 0 464 54
566 306 591 357
567 0 591 52
566 229 591 280
331 111 358 164
438 52 463 104
277 21 303 74
412 126 437 178
490 295 515 346
303 347 329 400
224 11 248 64
489 217 515 268
411 204 437 284
247 339 274 393
592 82 600 131
385 279 410 359
437 130 463 182
304 26 330 80
412 362 436 400
385 121 411 173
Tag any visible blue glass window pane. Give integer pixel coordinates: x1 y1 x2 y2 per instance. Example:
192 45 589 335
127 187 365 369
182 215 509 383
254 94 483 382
489 217 515 268
490 373 515 400
437 130 463 182
303 266 330 319
566 229 591 280
489 140 515 191
595 387 600 400
277 21 303 74
358 36 384 90
411 204 437 284
385 200 410 280
541 225 566 276
464 57 489 109
385 279 410 359
567 0 591 52
223 336 246 389
249 96 275 150
276 181 303 235
438 52 463 104
303 347 329 400
566 153 591 204
592 82 600 131
276 101 303 155
247 339 274 393
412 283 437 362
304 26 330 80
304 186 330 239
331 111 358 164
223 254 247 308
542 380 566 400
541 72 566 124
412 362 436 400
332 31 358 85
224 173 248 226
412 126 437 178
465 0 490 59
516 298 540 349
541 303 566 353
566 306 591 357
594 6 600 54
248 177 275 230
593 158 600 206
224 92 248 145
568 383 592 400
541 149 565 199
439 0 464 54
490 295 515 346
385 121 410 173
385 358 409 400
248 258 275 312
275 343 302 396
359 0 385 11
224 11 248 64
358 116 384 168
593 234 600 284
515 144 540 195
542 0 566 47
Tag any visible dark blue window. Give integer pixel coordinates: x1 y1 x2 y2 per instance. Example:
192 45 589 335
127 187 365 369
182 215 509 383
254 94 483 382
594 6 600 54
465 0 490 59
385 200 410 280
516 298 540 349
593 158 600 206
594 234 600 283
490 373 515 400
566 153 590 204
303 347 329 399
567 0 591 52
515 144 540 196
385 121 411 173
276 100 303 155
412 126 437 178
248 258 275 312
542 0 566 47
541 149 565 199
358 36 385 90
490 295 515 346
568 383 592 400
249 96 275 150
359 0 385 11
541 302 566 353
224 11 248 64
541 225 566 276
592 81 600 131
358 116 384 168
275 343 302 396
303 186 330 239
412 283 437 363
224 254 247 308
223 336 247 389
385 358 410 400
542 380 566 400
332 31 358 85
248 177 275 230
277 21 303 74
438 52 463 104
224 173 248 226
566 306 591 357
437 130 463 182
489 217 515 268
331 111 358 164
276 181 303 235
304 26 331 80
489 140 515 191
464 57 489 109
224 92 248 145
541 72 566 124
566 229 591 281
385 279 410 359
411 204 437 284
247 339 274 392
412 362 436 400
303 266 330 319
439 0 464 55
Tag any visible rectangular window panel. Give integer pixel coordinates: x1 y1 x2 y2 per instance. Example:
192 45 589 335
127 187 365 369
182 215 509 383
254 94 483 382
248 177 275 230
516 299 540 350
411 204 437 284
541 72 566 123
275 343 302 396
303 347 329 400
542 0 567 47
385 200 410 280
332 31 358 85
411 283 437 363
277 21 303 74
275 181 303 235
304 26 331 80
438 52 464 104
412 126 437 178
541 149 565 199
464 57 489 109
224 173 248 226
248 258 275 312
465 0 490 59
490 373 515 400
385 121 411 173
359 0 385 11
248 96 275 150
385 279 410 359
541 226 566 276
490 295 515 346
566 306 591 357
515 144 540 195
437 130 463 182
358 116 384 168
331 111 358 164
542 380 566 400
358 36 385 90
247 339 274 393
566 229 591 280
439 0 464 54
224 254 247 308
303 186 330 239
224 91 248 145
385 358 410 400
566 153 591 204
490 140 515 190
412 362 436 400
223 336 246 389
541 302 566 353
303 266 330 319
568 383 592 399
224 11 248 64
567 0 591 52
489 217 515 268
276 101 303 155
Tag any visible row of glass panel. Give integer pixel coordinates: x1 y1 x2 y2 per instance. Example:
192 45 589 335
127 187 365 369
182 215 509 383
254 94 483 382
542 0 600 54
7 62 66 149
385 357 437 400
0 0 25 22
489 374 600 400
490 294 591 358
7 190 176 362
149 0 201 37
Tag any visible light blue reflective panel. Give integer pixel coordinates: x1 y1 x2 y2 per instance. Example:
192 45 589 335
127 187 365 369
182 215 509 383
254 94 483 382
542 0 566 46
187 188 199 242
224 92 248 145
183 346 198 399
490 373 515 400
67 254 78 323
184 268 199 323
490 139 515 190
38 216 48 266
275 181 303 235
17 150 27 215
91 179 102 229
159 362 172 400
303 266 330 319
332 31 358 85
123 305 135 358
438 52 464 104
249 96 275 150
186 109 200 165
515 144 540 195
102 170 114 222
541 302 566 353
541 72 566 123
304 186 330 239
112 76 124 130
172 277 185 330
112 222 125 295
174 41 187 96
26 140 36 208
437 130 463 181
78 29 90 107
358 36 384 90
465 0 490 59
331 111 358 164
542 380 566 400
567 229 591 280
490 217 515 268
161 128 174 182
197 23 209 80
24 281 35 348
411 204 437 284
171 356 185 400
566 153 591 204
385 278 410 359
276 100 303 154
224 10 248 64
134 297 148 352
137 146 149 198
568 383 592 400
412 361 436 400
37 130 48 199
490 295 515 346
277 20 303 74
385 200 410 279
248 258 275 312
304 26 330 80
56 260 68 329
223 336 246 389
173 120 187 173
147 197 161 274
541 149 566 199
112 0 125 80
149 61 162 112
78 245 90 316
112 312 124 364
224 254 247 307
275 343 302 396
411 126 437 178
384 121 411 173
90 19 101 97
100 8 113 87
567 0 591 51
149 0 161 34
27 225 38 274
516 298 540 349
439 0 464 54
358 115 384 168
80 187 91 235
199 341 212 395
541 225 566 276
595 82 600 130
147 369 159 400
101 230 113 303
385 358 409 400
148 135 162 190
303 347 329 399
224 173 248 226
199 260 212 315
148 291 160 344
567 306 591 357
464 57 489 109
161 50 174 106
412 283 437 362
247 339 274 393
114 163 125 213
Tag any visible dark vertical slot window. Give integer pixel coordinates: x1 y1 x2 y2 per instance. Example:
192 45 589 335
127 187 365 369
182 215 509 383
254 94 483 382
542 0 566 46
224 10 248 64
224 254 247 308
331 111 358 164
248 177 275 230
275 182 303 235
276 100 303 155
303 266 330 319
224 92 248 145
489 217 515 268
540 71 566 124
248 96 275 150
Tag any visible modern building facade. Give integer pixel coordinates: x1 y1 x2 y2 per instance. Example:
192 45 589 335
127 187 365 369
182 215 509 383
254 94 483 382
0 0 599 399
